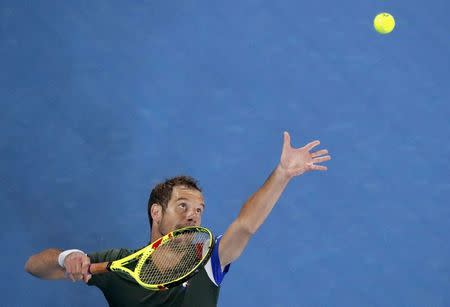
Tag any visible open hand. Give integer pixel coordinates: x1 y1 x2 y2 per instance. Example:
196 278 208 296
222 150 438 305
279 131 331 178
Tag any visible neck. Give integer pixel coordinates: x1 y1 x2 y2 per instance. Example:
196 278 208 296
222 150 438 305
150 226 164 243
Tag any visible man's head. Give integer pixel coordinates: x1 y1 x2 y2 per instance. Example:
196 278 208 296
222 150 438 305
148 176 204 239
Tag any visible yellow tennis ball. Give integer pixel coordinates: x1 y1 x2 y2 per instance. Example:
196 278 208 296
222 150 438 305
373 13 395 34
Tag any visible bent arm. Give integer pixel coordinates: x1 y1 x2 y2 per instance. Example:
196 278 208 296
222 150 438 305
25 248 66 280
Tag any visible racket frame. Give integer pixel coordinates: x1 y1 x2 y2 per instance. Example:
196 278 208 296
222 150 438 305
90 226 215 291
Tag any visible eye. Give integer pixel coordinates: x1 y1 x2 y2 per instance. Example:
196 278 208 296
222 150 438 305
179 203 187 209
196 208 203 214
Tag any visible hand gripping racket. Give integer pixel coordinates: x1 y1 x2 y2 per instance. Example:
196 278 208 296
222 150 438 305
89 226 214 291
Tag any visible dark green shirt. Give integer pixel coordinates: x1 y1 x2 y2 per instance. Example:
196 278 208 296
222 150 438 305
87 236 230 307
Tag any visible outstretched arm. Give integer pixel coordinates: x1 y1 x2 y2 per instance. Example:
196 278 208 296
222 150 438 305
219 131 331 267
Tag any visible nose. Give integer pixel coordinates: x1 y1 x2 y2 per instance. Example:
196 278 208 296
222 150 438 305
186 208 200 225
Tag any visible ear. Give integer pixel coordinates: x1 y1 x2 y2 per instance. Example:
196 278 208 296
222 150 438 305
151 203 163 225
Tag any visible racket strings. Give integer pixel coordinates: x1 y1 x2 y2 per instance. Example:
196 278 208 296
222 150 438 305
138 231 211 285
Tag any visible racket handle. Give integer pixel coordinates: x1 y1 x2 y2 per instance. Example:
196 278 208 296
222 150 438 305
89 262 111 275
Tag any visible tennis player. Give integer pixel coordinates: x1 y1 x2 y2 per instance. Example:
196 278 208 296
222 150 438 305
25 131 331 306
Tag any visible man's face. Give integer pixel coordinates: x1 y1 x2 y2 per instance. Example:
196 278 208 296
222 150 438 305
154 186 205 237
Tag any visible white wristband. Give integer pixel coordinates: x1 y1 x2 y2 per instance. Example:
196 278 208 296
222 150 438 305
58 249 86 268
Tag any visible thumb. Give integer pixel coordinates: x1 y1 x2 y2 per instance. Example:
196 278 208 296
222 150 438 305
83 274 92 283
283 131 291 152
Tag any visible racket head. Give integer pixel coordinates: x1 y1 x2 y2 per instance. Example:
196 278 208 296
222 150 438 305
109 226 214 291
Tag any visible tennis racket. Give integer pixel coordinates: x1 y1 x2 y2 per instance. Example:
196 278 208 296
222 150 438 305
89 226 214 291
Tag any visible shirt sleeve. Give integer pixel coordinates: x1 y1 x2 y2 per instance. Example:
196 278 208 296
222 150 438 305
88 248 127 263
207 235 231 286
86 248 130 287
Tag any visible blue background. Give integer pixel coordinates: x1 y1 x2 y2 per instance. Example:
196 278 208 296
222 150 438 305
2 0 449 306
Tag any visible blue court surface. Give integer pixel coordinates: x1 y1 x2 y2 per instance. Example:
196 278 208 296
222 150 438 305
2 1 449 306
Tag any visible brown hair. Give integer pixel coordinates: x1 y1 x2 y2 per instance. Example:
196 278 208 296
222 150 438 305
147 176 202 228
